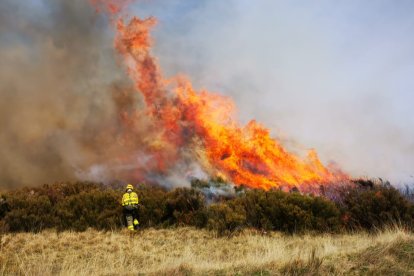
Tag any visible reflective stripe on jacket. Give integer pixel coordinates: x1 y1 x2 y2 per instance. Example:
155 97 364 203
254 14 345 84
122 192 139 206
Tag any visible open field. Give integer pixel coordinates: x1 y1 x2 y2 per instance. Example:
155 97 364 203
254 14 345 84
1 227 414 275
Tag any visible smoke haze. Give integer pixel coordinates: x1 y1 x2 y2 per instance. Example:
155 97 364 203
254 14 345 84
1 0 413 188
0 0 139 188
136 0 414 185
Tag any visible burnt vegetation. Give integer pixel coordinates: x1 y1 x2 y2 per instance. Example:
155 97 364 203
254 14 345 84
0 179 413 234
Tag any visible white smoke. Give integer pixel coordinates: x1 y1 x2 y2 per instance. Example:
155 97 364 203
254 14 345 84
133 0 414 186
2 0 414 189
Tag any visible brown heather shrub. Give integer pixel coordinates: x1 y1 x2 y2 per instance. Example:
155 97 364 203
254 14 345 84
237 189 341 233
135 185 167 227
0 182 209 232
0 180 414 234
3 194 56 232
163 188 207 227
339 182 414 230
54 189 122 231
206 200 246 235
1 182 121 232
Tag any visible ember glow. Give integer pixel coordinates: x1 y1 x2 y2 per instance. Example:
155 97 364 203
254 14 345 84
92 0 348 191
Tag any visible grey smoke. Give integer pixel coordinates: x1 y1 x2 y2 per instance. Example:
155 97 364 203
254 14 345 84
135 0 414 186
0 0 137 188
1 0 414 189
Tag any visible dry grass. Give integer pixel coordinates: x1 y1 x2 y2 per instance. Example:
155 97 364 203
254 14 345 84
1 227 413 275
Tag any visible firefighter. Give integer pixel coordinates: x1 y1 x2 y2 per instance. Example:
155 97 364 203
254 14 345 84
122 184 139 231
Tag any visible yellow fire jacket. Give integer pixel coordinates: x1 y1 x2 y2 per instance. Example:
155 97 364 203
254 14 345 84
122 192 139 206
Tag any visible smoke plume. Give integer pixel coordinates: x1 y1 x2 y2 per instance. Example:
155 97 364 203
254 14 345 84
1 0 413 189
141 0 414 186
0 0 138 188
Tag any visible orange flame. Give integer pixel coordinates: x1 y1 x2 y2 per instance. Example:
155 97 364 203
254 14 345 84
92 1 348 191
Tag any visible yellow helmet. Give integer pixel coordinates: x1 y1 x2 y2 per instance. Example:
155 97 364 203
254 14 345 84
126 184 134 191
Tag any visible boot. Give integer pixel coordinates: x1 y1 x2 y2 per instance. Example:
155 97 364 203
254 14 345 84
126 215 134 231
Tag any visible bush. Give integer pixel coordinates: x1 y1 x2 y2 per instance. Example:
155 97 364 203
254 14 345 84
0 182 209 232
0 179 413 234
3 192 56 232
239 190 341 233
163 188 206 227
1 182 122 232
136 185 167 227
0 194 9 220
207 200 246 235
339 184 414 230
55 189 122 231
